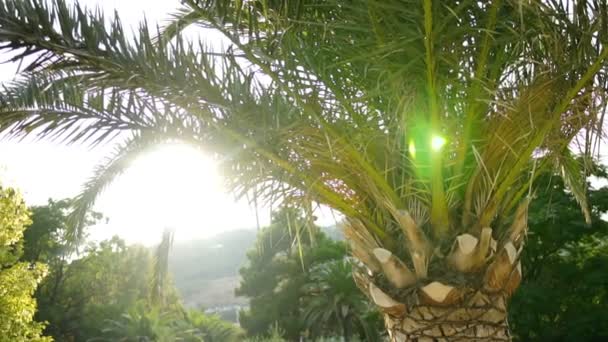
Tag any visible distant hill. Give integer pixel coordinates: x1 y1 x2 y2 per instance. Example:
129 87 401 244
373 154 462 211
169 226 341 310
169 229 257 309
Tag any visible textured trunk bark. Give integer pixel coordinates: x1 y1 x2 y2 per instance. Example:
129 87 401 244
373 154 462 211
382 292 510 341
344 200 530 341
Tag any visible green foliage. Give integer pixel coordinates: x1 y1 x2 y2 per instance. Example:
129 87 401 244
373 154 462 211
21 199 101 264
510 166 608 341
186 309 244 342
18 197 149 340
1 1 608 338
95 303 181 342
237 209 381 340
265 324 287 342
21 199 72 264
91 303 235 342
0 0 606 252
21 199 243 341
236 210 341 339
92 302 244 342
301 259 383 341
0 262 50 342
35 236 163 340
0 185 50 341
243 323 287 342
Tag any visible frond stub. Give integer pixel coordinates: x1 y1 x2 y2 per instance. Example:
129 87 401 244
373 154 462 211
393 209 431 257
342 219 381 272
373 248 417 288
448 227 494 273
351 248 380 273
508 199 530 248
447 233 478 272
484 242 518 293
419 281 461 306
475 227 493 264
411 251 428 279
369 283 406 317
386 203 431 278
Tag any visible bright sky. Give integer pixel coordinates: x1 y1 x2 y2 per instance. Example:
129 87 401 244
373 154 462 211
0 0 336 245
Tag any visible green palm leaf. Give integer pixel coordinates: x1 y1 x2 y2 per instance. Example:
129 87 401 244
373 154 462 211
0 2 607 315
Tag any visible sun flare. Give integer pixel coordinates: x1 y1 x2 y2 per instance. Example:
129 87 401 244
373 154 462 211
92 143 262 245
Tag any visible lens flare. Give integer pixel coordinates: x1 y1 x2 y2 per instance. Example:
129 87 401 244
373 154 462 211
408 141 416 158
431 135 446 151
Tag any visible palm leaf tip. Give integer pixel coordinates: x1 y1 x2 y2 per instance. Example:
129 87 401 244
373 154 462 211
556 151 592 225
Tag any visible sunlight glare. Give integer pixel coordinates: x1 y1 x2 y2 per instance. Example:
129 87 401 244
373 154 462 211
93 143 257 245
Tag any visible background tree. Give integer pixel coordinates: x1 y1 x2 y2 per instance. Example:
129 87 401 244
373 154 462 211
237 208 382 341
21 198 244 341
0 185 50 341
1 0 608 339
18 197 112 338
301 258 383 341
20 199 101 264
21 199 73 264
509 165 608 341
34 236 159 340
236 209 345 340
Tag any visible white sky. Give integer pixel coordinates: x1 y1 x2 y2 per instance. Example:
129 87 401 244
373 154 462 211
0 0 337 246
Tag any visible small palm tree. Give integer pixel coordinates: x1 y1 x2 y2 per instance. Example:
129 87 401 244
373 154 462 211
95 305 175 342
1 0 607 340
186 310 244 342
93 304 238 342
302 259 380 341
151 229 175 308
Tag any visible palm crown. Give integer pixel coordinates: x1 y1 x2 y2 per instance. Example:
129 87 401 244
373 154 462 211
1 0 607 339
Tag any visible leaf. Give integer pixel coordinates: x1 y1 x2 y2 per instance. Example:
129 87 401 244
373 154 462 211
555 150 592 225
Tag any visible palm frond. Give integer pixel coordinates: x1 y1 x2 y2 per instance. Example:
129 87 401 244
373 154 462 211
554 151 592 225
0 0 607 259
1 73 155 145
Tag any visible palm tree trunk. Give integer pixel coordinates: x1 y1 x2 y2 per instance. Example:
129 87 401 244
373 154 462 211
382 293 510 341
342 317 351 342
346 204 528 341
352 256 519 341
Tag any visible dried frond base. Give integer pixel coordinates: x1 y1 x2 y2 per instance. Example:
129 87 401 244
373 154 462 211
360 275 514 341
347 220 526 341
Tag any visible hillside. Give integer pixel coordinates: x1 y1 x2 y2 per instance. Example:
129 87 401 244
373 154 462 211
169 229 256 309
169 226 341 310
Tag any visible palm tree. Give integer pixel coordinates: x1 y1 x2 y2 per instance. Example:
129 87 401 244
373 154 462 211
186 310 244 342
93 304 230 342
301 258 381 341
1 0 607 340
94 305 176 342
151 229 175 308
